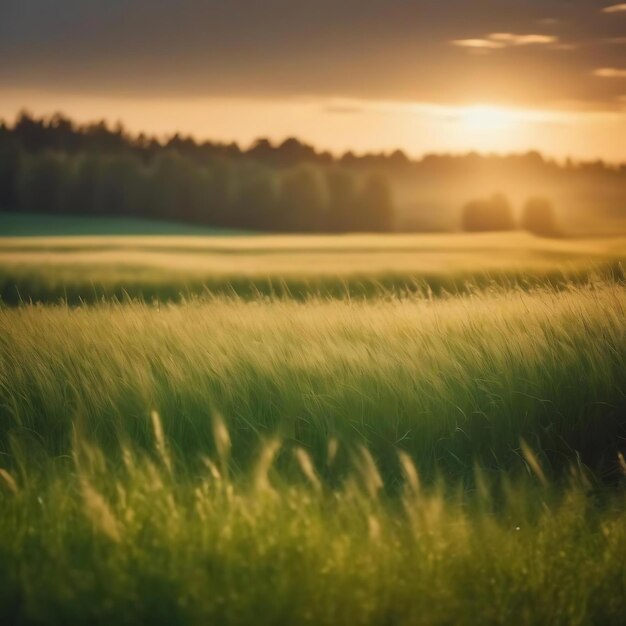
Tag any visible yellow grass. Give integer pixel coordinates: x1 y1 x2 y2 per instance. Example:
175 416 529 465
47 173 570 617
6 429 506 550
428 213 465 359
1 232 625 278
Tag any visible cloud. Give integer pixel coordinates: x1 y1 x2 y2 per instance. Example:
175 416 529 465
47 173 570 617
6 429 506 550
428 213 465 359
594 68 626 77
2 0 625 113
451 38 504 49
602 4 626 13
489 33 558 45
452 33 558 51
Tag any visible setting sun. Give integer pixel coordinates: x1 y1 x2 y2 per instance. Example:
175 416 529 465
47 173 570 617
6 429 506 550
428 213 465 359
458 105 518 132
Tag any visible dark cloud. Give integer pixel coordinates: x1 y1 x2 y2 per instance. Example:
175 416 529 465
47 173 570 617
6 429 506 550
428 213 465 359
1 0 625 107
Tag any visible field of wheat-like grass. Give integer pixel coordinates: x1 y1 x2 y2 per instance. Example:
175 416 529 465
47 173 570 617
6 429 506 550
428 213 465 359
1 232 625 624
1 231 625 303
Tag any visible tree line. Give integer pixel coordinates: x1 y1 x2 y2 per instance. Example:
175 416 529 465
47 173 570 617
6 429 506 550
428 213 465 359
0 113 393 232
1 111 625 233
2 148 393 232
462 194 560 237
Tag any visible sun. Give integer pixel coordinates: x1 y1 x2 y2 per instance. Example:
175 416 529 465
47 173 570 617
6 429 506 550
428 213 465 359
458 105 517 132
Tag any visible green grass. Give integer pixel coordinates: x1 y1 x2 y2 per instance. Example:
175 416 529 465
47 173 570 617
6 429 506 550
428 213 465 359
1 233 626 624
2 282 625 477
2 435 626 626
0 229 625 304
0 211 248 237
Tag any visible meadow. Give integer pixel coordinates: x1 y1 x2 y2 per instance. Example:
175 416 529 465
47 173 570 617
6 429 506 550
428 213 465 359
1 227 626 624
1 228 625 303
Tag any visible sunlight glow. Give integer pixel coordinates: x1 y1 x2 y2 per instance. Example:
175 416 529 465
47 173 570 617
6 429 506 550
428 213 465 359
1 91 624 161
457 105 518 132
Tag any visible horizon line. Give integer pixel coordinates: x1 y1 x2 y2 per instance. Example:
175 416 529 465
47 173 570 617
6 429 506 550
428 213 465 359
3 107 626 168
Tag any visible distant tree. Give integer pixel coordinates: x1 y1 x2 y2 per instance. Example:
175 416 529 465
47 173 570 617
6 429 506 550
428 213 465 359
388 149 410 169
148 151 208 222
0 135 21 209
66 153 101 215
326 168 358 232
521 197 560 237
4 110 626 233
278 165 328 231
462 193 515 232
274 138 317 167
47 113 79 152
233 164 279 230
18 151 69 214
94 155 149 217
206 158 236 227
247 138 275 164
339 151 359 168
13 111 48 152
81 120 128 154
188 168 219 225
357 173 394 232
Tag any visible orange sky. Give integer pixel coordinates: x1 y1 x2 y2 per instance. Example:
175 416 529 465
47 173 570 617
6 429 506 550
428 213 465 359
1 1 625 160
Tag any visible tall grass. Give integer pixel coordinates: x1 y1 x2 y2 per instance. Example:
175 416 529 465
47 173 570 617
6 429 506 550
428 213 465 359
1 281 625 479
1 261 625 305
1 230 624 304
0 416 626 626
2 276 626 623
1 425 626 626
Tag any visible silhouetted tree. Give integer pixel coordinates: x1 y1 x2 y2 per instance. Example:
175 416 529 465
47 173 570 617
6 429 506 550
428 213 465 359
326 168 358 232
462 193 515 232
388 149 410 169
233 164 279 230
0 135 20 208
521 196 560 237
358 173 394 232
13 111 48 152
247 138 275 164
94 155 148 217
82 120 128 153
66 153 101 215
206 158 236 227
148 152 208 221
18 151 69 214
2 110 624 232
279 165 328 231
275 138 317 167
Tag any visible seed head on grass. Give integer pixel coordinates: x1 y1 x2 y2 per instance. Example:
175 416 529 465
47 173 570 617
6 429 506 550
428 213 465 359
151 410 172 473
618 452 626 477
520 438 548 486
253 439 281 494
213 412 231 478
0 468 18 494
398 450 420 497
356 446 383 499
79 476 121 543
327 438 339 467
294 447 322 493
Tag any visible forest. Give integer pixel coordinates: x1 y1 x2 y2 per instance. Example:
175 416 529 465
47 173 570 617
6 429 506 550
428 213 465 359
1 111 625 234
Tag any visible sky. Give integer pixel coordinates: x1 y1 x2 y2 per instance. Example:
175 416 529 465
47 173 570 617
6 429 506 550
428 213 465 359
1 0 626 161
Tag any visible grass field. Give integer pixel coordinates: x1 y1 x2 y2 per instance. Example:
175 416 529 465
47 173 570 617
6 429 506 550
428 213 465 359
1 224 626 624
0 211 246 237
1 228 625 303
